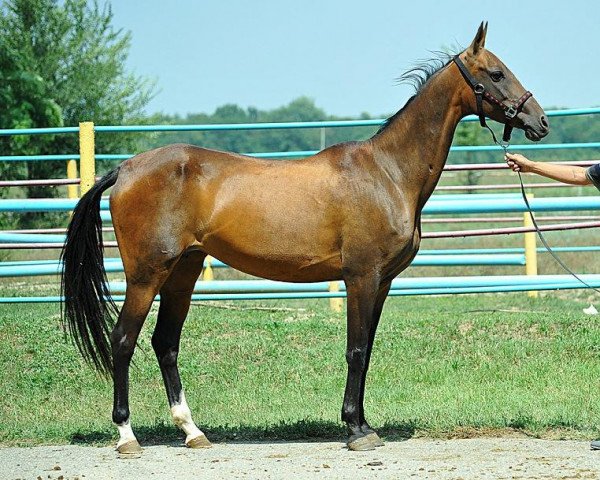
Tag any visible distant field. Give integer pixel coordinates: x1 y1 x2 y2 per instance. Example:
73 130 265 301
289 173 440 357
1 293 599 447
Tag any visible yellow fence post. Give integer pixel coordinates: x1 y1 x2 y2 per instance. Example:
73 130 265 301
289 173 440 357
203 256 214 281
79 122 95 196
524 193 538 298
66 159 79 199
329 281 344 313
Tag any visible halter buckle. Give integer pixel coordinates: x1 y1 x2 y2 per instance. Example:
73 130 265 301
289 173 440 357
505 105 518 119
474 83 485 94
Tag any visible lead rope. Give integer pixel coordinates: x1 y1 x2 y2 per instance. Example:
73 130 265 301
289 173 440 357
490 133 600 295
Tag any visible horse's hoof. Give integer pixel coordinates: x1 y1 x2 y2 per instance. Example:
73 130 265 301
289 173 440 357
365 432 384 447
117 439 143 455
347 435 376 451
186 434 212 449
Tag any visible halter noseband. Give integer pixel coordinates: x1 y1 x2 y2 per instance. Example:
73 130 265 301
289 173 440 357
453 54 533 143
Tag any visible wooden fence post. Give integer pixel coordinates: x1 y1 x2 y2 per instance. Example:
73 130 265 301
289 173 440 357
66 159 79 199
329 281 344 312
79 122 95 195
203 256 214 281
524 193 538 298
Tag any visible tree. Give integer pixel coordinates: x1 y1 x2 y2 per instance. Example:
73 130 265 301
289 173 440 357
0 0 155 226
0 29 62 194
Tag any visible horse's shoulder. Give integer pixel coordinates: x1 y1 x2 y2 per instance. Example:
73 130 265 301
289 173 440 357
322 141 374 171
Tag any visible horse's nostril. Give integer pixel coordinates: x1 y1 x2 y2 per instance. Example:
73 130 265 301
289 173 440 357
540 115 549 129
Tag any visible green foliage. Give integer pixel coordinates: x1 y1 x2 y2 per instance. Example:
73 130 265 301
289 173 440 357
0 0 155 227
0 22 61 191
139 96 379 155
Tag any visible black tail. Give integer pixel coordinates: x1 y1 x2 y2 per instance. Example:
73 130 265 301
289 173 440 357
60 167 120 376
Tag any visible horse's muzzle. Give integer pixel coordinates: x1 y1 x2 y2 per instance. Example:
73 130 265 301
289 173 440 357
522 114 550 142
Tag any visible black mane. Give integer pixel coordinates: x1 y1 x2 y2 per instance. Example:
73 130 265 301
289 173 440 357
374 51 456 135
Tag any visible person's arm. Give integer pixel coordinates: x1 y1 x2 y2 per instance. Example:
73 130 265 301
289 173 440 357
505 153 592 186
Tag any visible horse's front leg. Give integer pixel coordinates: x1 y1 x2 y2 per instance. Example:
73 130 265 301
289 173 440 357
356 282 391 447
341 273 386 451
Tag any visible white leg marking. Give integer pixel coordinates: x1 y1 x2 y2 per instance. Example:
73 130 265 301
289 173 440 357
171 391 204 444
116 420 137 449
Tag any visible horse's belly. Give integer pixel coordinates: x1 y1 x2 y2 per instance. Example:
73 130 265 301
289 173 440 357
221 254 341 282
200 229 342 283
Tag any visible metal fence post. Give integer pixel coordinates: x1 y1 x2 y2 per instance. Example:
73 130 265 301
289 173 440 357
79 122 95 195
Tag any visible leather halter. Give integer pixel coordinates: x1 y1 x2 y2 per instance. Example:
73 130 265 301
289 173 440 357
454 55 598 297
453 54 533 143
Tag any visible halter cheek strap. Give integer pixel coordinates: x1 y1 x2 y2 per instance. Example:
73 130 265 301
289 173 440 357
453 54 533 143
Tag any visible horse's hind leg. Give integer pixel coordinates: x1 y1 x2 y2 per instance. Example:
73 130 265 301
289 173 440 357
112 279 165 454
151 251 211 448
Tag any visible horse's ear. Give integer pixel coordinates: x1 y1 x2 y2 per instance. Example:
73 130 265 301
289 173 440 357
466 21 488 57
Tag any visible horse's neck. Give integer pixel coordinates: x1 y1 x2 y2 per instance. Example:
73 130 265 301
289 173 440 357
371 64 466 205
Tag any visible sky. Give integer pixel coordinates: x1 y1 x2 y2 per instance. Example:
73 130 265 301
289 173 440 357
110 0 600 118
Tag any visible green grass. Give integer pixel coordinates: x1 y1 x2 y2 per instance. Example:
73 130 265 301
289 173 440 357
1 293 600 447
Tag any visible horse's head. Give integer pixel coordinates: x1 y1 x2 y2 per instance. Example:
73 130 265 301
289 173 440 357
456 22 549 142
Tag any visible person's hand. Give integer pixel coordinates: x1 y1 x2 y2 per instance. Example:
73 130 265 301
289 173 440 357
505 152 535 173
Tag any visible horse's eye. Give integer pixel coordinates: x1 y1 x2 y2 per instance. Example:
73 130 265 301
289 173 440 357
490 71 505 82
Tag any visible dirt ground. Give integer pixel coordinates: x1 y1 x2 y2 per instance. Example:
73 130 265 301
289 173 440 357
2 438 598 480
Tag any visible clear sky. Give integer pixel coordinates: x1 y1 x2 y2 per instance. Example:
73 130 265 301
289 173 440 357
110 0 599 118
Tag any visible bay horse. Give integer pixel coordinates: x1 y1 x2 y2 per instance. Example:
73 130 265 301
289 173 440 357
61 23 549 453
